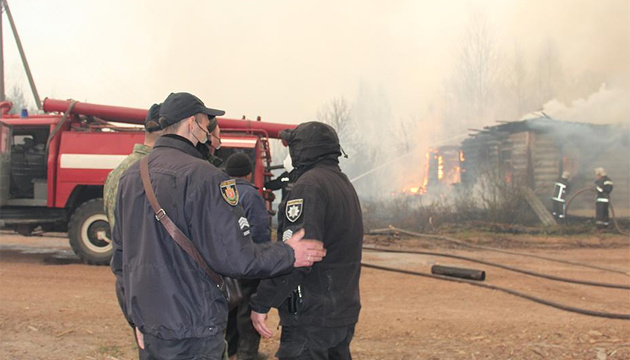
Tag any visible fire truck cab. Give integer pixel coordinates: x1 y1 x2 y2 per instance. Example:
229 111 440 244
0 99 293 265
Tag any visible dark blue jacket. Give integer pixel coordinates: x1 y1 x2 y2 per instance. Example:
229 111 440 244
235 178 271 244
111 135 294 340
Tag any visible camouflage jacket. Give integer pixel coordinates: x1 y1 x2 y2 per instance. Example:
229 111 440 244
104 144 152 230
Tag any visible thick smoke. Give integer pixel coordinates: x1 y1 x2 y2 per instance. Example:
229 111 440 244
541 84 630 125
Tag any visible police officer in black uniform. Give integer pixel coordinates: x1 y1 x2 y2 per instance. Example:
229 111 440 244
250 121 363 360
594 167 614 227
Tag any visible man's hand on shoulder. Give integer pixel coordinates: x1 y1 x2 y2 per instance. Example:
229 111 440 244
285 229 326 267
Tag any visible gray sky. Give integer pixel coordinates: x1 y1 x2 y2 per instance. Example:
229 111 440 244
4 0 629 125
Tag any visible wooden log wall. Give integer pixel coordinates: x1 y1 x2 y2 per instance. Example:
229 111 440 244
531 132 562 200
459 122 629 218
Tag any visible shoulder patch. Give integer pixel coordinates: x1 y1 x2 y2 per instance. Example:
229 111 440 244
219 179 239 206
282 229 293 242
285 198 303 223
238 216 251 237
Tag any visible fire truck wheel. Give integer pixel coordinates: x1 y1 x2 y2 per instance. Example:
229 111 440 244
68 198 112 265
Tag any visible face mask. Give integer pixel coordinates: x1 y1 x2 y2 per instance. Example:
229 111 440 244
193 120 210 145
210 131 221 151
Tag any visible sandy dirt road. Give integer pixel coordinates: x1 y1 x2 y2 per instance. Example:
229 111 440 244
1 230 629 359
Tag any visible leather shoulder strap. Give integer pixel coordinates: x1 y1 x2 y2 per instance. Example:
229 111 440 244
139 157 224 288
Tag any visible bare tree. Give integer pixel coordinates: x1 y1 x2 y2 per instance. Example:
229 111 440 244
443 9 499 132
502 41 534 119
511 43 528 117
454 10 498 122
394 114 418 153
534 38 564 107
316 96 355 149
6 85 32 115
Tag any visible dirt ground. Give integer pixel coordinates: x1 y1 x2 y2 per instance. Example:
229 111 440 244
1 229 629 360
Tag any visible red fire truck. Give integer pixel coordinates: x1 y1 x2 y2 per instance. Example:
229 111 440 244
0 98 294 264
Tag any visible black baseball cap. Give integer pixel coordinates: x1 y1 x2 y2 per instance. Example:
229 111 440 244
144 103 162 132
157 92 225 128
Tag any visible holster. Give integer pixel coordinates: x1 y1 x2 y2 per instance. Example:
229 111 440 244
287 286 303 314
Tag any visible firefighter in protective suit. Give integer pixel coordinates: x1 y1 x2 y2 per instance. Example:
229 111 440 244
594 167 613 227
551 171 570 220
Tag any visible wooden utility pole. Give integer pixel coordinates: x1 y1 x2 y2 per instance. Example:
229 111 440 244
0 0 41 109
0 3 5 102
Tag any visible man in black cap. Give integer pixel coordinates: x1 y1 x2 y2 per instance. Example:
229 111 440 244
250 122 363 360
111 93 326 360
224 152 270 360
224 152 270 244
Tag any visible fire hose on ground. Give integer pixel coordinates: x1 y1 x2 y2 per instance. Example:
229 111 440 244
362 245 630 289
361 227 630 320
565 186 629 236
361 262 630 320
378 226 630 276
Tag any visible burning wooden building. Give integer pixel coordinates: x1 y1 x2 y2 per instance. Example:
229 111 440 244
459 116 630 217
419 146 462 194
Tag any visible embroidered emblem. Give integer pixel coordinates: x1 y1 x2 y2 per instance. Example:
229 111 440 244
282 229 293 242
285 199 303 223
238 216 251 237
220 179 239 206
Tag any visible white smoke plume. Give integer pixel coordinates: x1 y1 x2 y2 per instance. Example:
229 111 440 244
541 84 630 125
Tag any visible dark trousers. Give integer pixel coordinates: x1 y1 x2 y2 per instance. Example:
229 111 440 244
276 324 355 360
142 332 226 360
552 200 565 219
596 201 610 225
226 279 262 359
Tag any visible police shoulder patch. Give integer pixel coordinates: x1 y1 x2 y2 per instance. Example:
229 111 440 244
285 198 303 223
219 179 239 206
282 229 293 242
238 216 251 237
